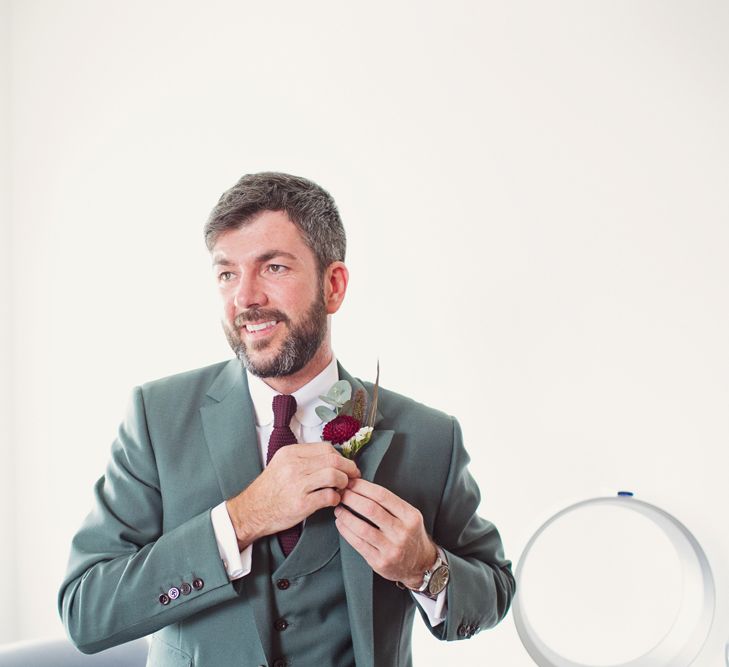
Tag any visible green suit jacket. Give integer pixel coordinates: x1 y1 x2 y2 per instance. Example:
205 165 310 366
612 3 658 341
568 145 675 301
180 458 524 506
59 360 515 666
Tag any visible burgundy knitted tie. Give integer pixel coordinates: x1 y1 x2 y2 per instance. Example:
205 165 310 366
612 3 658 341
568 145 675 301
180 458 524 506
266 394 301 556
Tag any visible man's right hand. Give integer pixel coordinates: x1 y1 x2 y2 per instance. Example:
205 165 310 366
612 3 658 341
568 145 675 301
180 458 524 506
225 443 360 550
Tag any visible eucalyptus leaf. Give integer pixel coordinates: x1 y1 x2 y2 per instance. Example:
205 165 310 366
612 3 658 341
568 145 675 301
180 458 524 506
318 394 342 408
327 380 352 404
315 405 338 422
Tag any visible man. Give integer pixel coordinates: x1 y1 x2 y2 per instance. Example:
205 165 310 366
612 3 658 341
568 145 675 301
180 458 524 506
59 172 515 667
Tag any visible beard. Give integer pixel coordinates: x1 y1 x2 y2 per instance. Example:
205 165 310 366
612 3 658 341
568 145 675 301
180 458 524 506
222 290 328 378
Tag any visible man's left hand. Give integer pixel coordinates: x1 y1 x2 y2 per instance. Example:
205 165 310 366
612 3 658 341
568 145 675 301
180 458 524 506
334 478 437 589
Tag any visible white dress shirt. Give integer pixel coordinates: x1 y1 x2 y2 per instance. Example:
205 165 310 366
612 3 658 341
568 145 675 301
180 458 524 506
210 355 447 626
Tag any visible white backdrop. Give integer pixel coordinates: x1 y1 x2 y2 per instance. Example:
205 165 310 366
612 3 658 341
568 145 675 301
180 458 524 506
2 1 729 664
0 0 13 646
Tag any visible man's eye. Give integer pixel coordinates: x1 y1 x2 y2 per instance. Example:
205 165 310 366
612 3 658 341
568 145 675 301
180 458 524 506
218 271 234 282
267 264 288 274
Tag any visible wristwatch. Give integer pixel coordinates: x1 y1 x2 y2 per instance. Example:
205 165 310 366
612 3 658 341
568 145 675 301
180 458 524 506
400 548 450 599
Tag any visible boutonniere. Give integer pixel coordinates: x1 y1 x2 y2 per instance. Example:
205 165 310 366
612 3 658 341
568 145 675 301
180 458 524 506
317 362 380 459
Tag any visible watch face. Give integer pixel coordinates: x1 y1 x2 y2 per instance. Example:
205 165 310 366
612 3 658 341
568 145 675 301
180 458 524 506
428 565 450 595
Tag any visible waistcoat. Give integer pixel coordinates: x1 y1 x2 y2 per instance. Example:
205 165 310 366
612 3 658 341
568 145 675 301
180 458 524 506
265 505 354 667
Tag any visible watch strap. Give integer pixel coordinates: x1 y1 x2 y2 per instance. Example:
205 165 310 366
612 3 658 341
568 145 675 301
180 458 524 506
397 545 448 596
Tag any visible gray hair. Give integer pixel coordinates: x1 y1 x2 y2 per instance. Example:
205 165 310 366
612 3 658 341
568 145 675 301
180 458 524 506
204 172 346 275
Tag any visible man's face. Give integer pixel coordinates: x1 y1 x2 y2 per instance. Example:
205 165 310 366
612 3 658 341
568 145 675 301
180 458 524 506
212 210 328 378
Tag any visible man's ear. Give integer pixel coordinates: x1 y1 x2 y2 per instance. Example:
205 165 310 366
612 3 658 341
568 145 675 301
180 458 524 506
323 261 349 314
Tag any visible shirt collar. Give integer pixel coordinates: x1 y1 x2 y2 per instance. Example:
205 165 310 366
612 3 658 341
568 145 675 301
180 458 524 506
246 355 340 428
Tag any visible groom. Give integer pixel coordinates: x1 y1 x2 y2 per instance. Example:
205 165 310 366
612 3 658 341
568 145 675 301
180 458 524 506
59 172 515 667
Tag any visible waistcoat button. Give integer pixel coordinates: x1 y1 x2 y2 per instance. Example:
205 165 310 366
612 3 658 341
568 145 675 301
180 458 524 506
276 578 290 590
274 618 289 631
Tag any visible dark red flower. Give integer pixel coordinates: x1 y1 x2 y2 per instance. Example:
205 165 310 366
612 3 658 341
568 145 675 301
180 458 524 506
323 415 361 445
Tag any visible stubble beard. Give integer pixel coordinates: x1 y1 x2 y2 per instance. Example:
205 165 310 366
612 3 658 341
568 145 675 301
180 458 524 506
222 290 328 378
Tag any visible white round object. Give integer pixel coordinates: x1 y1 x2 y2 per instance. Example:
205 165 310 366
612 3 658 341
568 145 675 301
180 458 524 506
513 494 715 667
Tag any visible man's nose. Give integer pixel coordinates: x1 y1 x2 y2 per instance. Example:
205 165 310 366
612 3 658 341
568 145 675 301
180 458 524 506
233 272 268 311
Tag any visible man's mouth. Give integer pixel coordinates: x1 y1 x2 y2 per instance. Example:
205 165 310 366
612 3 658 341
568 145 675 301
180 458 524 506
244 320 278 335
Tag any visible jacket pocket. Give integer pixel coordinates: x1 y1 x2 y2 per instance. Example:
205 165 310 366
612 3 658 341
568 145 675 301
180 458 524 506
146 636 193 667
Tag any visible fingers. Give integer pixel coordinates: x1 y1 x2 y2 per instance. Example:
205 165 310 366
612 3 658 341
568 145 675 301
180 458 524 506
305 467 350 493
338 489 397 534
295 442 340 455
229 441 362 542
278 443 361 479
334 489 431 585
335 510 381 563
250 443 362 532
340 480 426 546
334 504 385 553
344 478 408 517
308 487 341 510
317 450 361 479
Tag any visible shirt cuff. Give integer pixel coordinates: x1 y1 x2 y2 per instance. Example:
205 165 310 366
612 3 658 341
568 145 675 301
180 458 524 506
210 501 252 580
411 587 447 626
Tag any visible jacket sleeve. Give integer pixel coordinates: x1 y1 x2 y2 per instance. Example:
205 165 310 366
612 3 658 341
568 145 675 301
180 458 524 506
417 416 516 641
57 386 240 654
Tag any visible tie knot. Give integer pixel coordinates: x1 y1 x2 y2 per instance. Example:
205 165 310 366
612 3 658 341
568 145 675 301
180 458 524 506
272 394 297 428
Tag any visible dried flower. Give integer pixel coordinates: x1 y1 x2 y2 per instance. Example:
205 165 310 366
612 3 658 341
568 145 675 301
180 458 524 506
323 415 361 445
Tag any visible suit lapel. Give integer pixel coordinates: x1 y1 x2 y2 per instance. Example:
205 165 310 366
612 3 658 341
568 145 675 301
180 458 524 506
338 432 394 667
337 363 395 667
200 359 263 499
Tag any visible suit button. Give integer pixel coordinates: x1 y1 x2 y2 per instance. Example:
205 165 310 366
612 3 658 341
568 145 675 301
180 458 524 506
274 618 289 631
457 623 468 637
158 593 170 606
168 587 180 600
273 659 287 667
276 578 290 590
192 578 204 591
180 582 192 595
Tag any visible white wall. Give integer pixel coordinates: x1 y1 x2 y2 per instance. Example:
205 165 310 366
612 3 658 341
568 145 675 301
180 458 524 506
6 1 729 664
0 0 17 646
